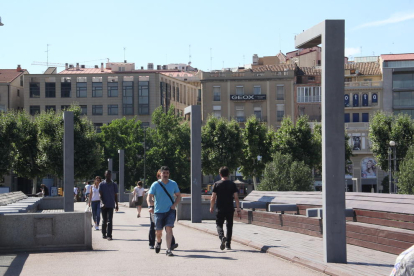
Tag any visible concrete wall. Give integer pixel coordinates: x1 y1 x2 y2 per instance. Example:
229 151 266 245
176 199 216 220
0 212 92 252
38 196 64 210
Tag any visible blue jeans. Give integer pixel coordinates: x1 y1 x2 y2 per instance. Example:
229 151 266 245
91 201 100 225
154 209 176 230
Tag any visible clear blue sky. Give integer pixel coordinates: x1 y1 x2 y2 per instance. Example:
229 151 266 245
1 0 414 74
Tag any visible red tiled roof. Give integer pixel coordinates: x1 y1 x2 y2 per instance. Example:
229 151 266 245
381 54 414 61
345 62 381 75
0 69 26 83
251 64 296 72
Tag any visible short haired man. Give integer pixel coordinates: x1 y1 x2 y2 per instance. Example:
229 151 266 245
210 166 241 250
84 182 91 202
99 170 119 241
147 166 181 256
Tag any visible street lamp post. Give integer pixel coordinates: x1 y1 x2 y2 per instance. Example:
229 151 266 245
388 141 397 194
144 127 146 188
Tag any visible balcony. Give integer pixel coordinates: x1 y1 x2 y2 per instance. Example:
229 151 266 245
344 81 382 89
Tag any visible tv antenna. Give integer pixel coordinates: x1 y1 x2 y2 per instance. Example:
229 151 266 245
46 44 51 67
123 47 126 61
210 48 213 71
189 44 192 64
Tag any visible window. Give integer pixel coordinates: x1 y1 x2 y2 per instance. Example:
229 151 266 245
297 87 321 103
92 82 103 97
393 91 414 107
353 113 360 122
30 83 40 98
76 82 87 98
254 107 262 120
30 105 40 115
213 86 221 101
344 113 350 123
93 123 103 133
0 105 6 112
277 104 285 121
108 105 118 115
393 73 414 89
45 105 56 112
236 106 245 122
362 113 369 122
61 105 70 111
108 82 118 97
123 81 133 115
277 85 285 100
17 90 20 97
45 83 56 98
353 94 359 107
142 122 150 128
344 94 350 107
372 93 378 104
92 105 103 115
20 76 23 86
213 105 221 118
254 85 261 95
394 109 414 119
362 94 368 106
139 81 149 115
236 86 244 95
61 82 71 98
80 105 87 115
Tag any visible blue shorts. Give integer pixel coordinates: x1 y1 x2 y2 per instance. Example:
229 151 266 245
154 209 176 230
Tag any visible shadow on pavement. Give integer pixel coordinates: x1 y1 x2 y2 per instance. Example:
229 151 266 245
175 249 226 254
1 253 28 276
111 239 147 242
347 262 394 268
175 254 236 260
261 245 285 251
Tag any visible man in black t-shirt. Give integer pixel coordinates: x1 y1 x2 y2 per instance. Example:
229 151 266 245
210 166 241 250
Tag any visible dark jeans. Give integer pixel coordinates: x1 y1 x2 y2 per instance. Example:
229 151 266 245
216 210 234 246
101 207 114 238
91 201 100 225
149 212 175 246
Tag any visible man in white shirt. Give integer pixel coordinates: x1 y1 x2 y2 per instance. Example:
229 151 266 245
84 182 91 203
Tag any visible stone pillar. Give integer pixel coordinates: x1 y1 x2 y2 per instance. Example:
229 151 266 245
118 150 124 202
295 20 347 263
108 158 113 172
184 105 202 223
63 111 74 212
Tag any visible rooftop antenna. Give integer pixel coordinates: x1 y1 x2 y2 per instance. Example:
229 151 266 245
279 31 281 52
123 47 126 61
189 44 191 64
46 44 51 67
210 48 212 71
360 46 362 57
222 61 224 69
243 55 245 66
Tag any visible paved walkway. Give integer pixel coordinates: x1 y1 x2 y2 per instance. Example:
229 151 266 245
0 203 325 276
178 219 396 276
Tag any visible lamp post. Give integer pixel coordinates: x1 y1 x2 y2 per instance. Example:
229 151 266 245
142 126 147 188
388 141 397 194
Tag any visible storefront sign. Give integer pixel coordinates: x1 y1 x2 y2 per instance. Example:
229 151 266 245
230 94 266 101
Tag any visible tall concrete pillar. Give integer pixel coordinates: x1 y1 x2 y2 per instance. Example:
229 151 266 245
63 111 74 212
295 20 347 263
184 105 202 223
118 150 124 202
108 158 113 172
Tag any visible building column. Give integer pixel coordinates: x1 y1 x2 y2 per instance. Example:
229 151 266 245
63 111 74 212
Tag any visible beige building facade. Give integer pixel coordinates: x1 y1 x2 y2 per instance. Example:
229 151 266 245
0 66 27 112
23 63 199 129
201 65 296 129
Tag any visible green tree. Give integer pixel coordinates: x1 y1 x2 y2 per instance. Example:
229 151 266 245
0 111 18 176
369 111 414 171
258 152 313 191
99 117 144 190
12 111 41 180
397 145 414 194
36 105 103 180
201 116 243 176
239 116 272 190
144 106 191 191
273 116 321 169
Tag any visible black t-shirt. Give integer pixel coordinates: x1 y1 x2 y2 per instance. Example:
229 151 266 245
212 179 238 212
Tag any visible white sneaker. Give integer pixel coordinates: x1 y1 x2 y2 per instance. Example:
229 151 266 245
95 225 99 230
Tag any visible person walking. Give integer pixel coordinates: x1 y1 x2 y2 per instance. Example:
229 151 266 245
148 170 178 250
133 181 145 218
99 170 119 241
89 176 102 230
210 166 241 250
84 181 92 212
147 166 181 256
40 184 49 197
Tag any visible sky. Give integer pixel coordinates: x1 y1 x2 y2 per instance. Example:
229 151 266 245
1 0 414 74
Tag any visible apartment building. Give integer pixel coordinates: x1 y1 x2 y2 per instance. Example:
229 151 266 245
0 65 27 112
200 64 296 129
23 62 199 130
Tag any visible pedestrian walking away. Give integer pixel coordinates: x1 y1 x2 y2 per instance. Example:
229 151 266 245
148 170 178 250
99 170 119 241
84 181 91 203
133 181 145 218
147 166 181 256
90 176 102 230
210 166 241 250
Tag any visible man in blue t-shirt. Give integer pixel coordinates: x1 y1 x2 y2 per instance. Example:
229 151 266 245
99 170 119 241
148 166 181 256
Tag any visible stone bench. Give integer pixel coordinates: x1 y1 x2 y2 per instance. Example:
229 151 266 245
240 201 267 210
268 204 298 214
0 191 43 213
306 208 354 218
